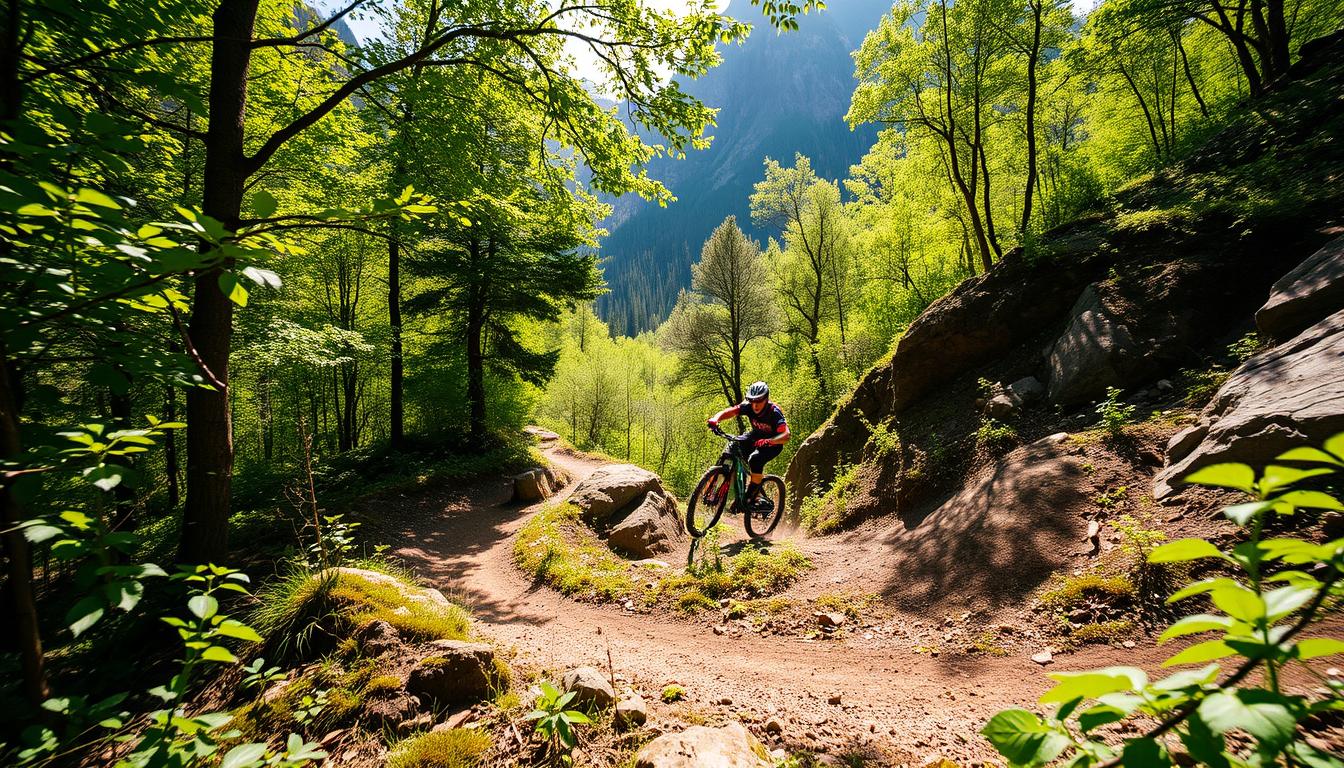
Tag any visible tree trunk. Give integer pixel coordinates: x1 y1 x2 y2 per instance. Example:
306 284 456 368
0 340 47 705
388 224 404 450
1177 33 1210 117
1263 0 1290 78
180 0 259 565
1020 0 1042 236
165 383 180 506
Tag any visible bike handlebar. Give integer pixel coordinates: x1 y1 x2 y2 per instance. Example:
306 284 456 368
708 423 752 442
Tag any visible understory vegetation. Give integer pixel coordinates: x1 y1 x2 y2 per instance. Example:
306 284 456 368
514 502 811 613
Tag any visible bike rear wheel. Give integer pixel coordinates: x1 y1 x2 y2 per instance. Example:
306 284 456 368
745 475 786 538
686 465 730 538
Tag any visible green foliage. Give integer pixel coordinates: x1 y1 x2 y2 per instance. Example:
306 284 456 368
525 681 593 760
1042 573 1137 608
861 416 900 458
1227 333 1265 363
1096 387 1136 436
386 729 493 768
250 567 471 662
977 418 1019 453
800 462 863 534
661 685 687 703
984 432 1344 768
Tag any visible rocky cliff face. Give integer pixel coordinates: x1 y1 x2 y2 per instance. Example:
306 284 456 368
786 30 1344 514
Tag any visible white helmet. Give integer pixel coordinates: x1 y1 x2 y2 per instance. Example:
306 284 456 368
747 381 769 401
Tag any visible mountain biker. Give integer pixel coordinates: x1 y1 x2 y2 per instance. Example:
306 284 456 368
706 381 790 512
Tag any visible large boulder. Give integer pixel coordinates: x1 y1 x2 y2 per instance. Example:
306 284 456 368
1256 235 1344 341
512 466 567 503
570 464 667 526
1155 309 1344 498
633 723 771 768
561 666 616 711
1045 284 1143 405
606 491 683 557
405 640 498 706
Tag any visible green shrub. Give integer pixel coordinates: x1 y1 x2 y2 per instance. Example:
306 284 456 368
1227 331 1264 362
1041 573 1136 607
512 502 640 600
1096 387 1136 436
386 729 493 768
860 416 900 458
661 684 686 703
976 418 1018 452
800 462 862 534
1069 618 1135 644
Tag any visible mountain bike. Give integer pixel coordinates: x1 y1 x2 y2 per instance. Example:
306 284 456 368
685 424 785 539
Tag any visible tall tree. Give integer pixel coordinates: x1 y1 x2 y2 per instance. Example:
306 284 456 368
663 216 773 407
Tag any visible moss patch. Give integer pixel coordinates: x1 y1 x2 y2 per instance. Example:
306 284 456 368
386 729 493 768
1070 619 1137 645
1041 573 1136 608
251 567 472 661
515 503 812 614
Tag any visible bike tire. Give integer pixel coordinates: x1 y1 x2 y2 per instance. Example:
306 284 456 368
686 465 730 538
745 475 786 539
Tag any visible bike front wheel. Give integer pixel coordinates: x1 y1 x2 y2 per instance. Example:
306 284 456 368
686 465 730 538
745 475 786 539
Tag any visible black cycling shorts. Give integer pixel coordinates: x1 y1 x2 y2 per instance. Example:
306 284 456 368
747 443 782 473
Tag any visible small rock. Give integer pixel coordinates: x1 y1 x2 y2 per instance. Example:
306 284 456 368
432 709 475 732
1326 667 1341 677
397 712 433 735
1123 641 1136 649
771 749 788 761
355 619 404 657
1032 650 1054 665
1157 379 1173 392
563 666 616 710
615 694 649 730
827 693 842 705
623 600 635 611
764 716 785 734
816 612 847 629
718 696 733 705
1086 520 1101 541
713 625 727 635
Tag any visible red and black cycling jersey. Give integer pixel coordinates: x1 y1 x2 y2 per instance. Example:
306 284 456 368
724 400 788 441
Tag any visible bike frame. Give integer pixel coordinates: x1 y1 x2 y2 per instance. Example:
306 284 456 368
709 426 752 511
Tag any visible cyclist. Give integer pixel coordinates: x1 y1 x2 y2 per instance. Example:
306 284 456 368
706 381 790 512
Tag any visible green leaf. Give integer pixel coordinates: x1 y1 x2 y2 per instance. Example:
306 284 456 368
251 191 278 219
1040 667 1147 704
1162 640 1235 667
1276 490 1344 511
83 463 124 492
1122 738 1171 768
188 594 219 620
201 646 238 663
215 620 263 643
221 742 268 768
1291 739 1344 768
1263 584 1315 621
1197 690 1298 751
1158 615 1233 643
1261 465 1333 492
1183 463 1255 492
980 709 1071 767
1224 501 1272 525
66 596 105 637
1149 538 1227 564
1077 703 1129 733
1152 665 1220 691
1295 637 1344 659
1168 578 1241 603
218 273 248 307
1210 585 1265 623
1274 446 1342 466
241 265 281 290
75 188 121 209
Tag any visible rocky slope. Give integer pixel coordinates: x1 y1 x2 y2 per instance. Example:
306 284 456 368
787 30 1344 520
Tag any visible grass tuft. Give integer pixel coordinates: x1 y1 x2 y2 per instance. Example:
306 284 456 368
251 567 471 661
386 729 493 768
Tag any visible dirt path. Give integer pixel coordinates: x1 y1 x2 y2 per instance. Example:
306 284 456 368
372 445 1208 764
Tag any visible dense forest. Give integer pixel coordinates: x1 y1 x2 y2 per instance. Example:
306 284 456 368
2 0 1343 765
537 0 1344 493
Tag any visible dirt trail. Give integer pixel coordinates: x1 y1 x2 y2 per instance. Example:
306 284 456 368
375 445 1179 764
